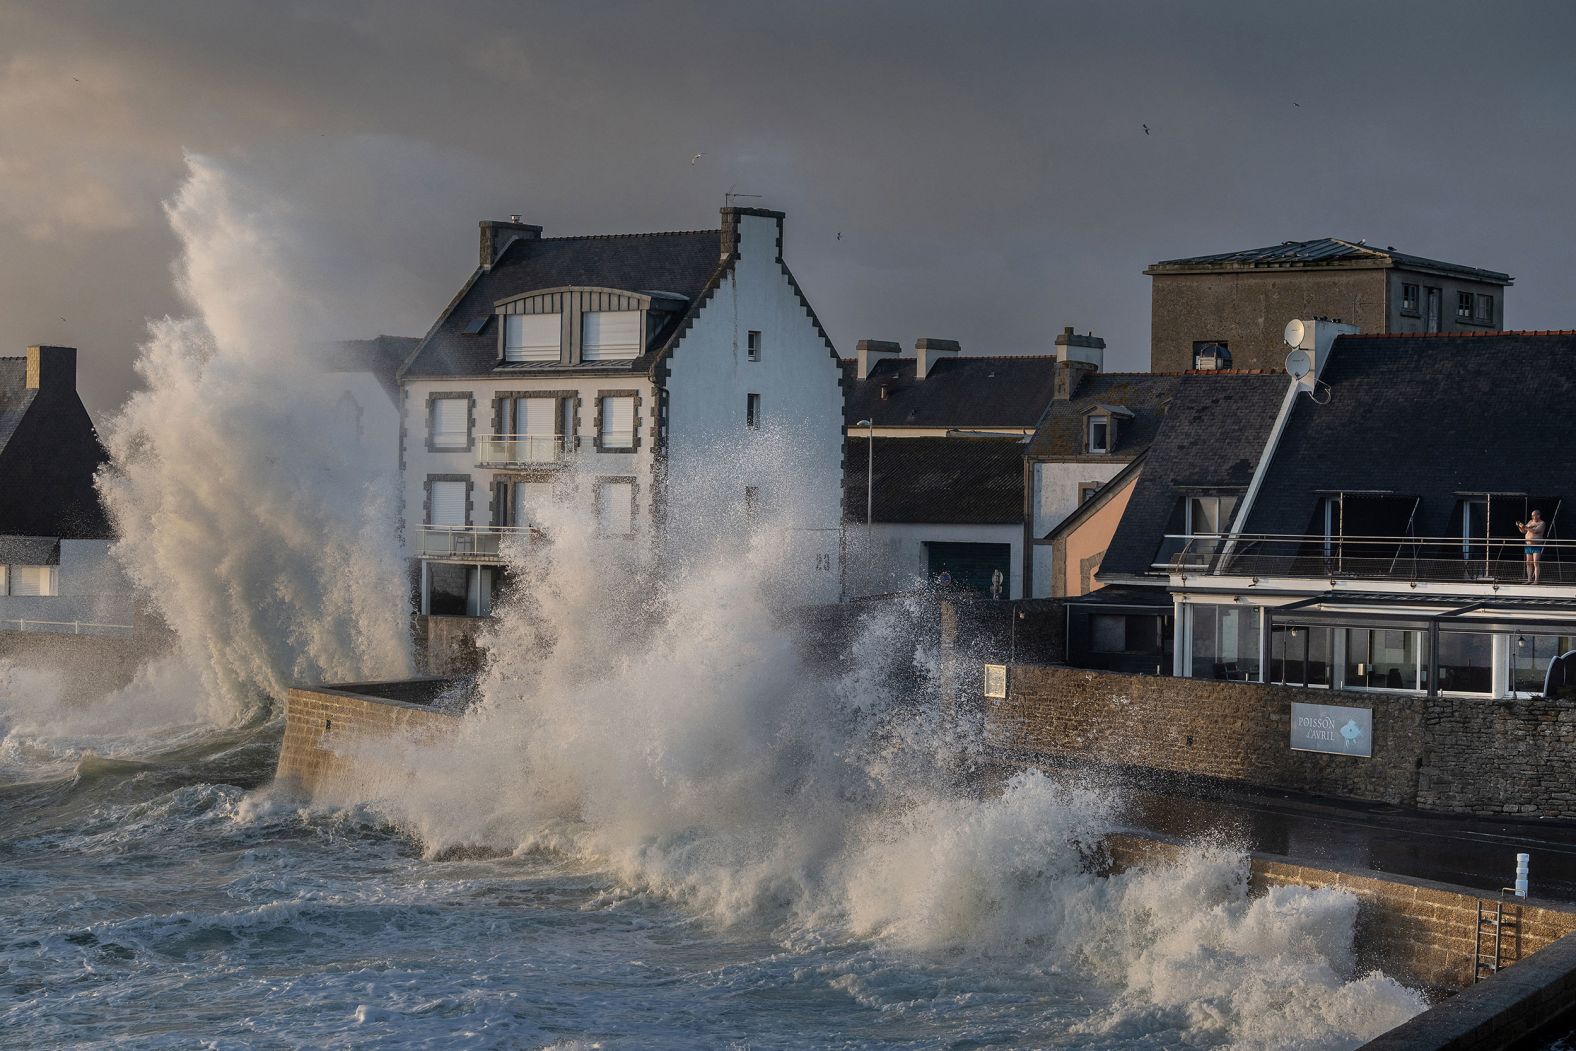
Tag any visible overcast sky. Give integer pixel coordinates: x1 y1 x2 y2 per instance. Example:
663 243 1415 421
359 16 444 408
3 0 1574 418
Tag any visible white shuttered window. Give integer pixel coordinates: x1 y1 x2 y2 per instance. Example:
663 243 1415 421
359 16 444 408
10 566 56 597
429 480 468 526
430 397 469 448
504 313 561 363
596 481 635 536
581 311 641 361
512 482 552 528
599 396 636 448
517 398 556 436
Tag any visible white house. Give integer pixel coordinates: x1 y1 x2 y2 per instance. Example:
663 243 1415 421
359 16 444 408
0 346 134 636
397 208 845 621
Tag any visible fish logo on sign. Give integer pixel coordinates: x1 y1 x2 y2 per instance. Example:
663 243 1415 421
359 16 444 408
1340 720 1364 748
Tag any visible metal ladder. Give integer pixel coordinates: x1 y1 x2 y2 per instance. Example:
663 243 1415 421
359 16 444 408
1474 892 1523 982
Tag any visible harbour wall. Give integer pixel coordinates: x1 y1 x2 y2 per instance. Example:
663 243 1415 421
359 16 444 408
275 682 463 798
991 664 1576 819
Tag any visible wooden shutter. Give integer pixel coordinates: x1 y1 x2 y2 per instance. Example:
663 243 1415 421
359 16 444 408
504 313 561 363
600 396 635 445
581 311 641 361
429 480 467 526
430 398 469 447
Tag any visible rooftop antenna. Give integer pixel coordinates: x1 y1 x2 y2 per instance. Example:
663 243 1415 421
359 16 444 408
724 192 763 207
1284 319 1331 405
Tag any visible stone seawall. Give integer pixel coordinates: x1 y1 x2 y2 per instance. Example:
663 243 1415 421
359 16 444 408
1105 833 1576 992
992 664 1576 818
276 683 462 799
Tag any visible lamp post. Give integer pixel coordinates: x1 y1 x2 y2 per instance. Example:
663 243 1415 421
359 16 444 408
855 418 874 584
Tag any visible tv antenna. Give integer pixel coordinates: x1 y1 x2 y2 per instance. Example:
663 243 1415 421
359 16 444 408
724 191 763 207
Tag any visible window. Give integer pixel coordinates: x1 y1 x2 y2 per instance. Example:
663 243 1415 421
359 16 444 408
1343 628 1420 691
1270 624 1332 688
1457 291 1474 320
596 480 636 536
426 563 492 617
1189 604 1261 681
429 397 470 449
1091 613 1165 656
581 311 642 361
1401 283 1420 315
1079 482 1102 505
747 392 762 430
504 480 551 529
495 395 563 463
747 330 762 361
9 565 56 597
1187 493 1238 536
1192 341 1231 370
428 479 468 526
1476 293 1494 323
503 313 561 363
1087 416 1110 453
1513 634 1576 695
598 395 636 449
1429 632 1493 694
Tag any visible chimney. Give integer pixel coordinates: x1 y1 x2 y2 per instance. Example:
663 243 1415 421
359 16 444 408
26 345 76 393
856 339 902 380
720 205 786 261
1054 326 1105 370
914 337 961 380
479 218 542 269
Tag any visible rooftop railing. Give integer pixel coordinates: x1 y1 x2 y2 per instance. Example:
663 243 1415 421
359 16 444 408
417 526 541 561
475 434 572 468
1156 532 1576 586
0 618 134 637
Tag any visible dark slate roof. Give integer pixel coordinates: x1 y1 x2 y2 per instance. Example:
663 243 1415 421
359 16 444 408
1064 583 1175 608
1099 373 1288 577
845 436 1025 524
0 356 111 539
1026 372 1181 462
323 336 419 400
1145 238 1512 285
401 230 724 379
0 535 59 564
1243 332 1576 540
845 357 1059 430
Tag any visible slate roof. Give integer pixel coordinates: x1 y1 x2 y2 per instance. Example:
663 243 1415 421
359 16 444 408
1098 373 1288 577
0 535 59 564
844 436 1025 524
1026 372 1181 463
0 355 111 539
1145 238 1512 285
1243 332 1576 540
400 230 724 379
845 357 1059 430
323 335 419 400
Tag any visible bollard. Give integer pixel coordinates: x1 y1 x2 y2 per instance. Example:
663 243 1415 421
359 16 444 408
1515 853 1530 898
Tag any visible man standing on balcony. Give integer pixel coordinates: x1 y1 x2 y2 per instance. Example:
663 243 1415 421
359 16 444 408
1519 510 1549 584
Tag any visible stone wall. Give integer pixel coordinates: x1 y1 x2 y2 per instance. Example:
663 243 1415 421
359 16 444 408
1105 833 1576 994
276 684 461 798
993 664 1576 818
414 614 486 676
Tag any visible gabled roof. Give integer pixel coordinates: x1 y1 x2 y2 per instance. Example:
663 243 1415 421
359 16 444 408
1027 372 1182 462
1098 373 1288 577
845 357 1059 430
324 335 419 400
0 355 110 539
400 230 724 379
1145 238 1512 285
844 435 1025 525
0 357 37 450
1243 332 1576 540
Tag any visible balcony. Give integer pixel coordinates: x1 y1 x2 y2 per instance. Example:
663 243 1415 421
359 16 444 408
475 434 572 468
1157 533 1576 587
417 526 540 561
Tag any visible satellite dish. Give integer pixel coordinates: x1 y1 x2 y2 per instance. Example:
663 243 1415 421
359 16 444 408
1284 319 1307 348
1285 348 1312 381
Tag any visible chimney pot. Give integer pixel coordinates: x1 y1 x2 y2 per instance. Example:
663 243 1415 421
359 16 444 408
1054 327 1105 370
479 218 542 269
855 338 903 380
914 337 961 380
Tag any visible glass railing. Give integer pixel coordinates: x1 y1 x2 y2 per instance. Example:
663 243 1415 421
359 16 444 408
417 526 539 560
1156 533 1576 586
475 434 571 467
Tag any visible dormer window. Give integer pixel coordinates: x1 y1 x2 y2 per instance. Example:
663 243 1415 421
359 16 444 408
582 310 642 361
1088 416 1111 453
503 313 561 363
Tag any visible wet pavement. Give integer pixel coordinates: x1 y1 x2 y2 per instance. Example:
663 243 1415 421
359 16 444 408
1105 772 1576 902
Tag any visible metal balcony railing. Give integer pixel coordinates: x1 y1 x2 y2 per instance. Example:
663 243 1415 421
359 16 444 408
1156 532 1576 586
417 526 540 560
475 434 571 467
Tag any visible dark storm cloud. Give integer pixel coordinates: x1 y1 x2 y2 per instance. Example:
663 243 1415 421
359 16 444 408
2 0 1574 416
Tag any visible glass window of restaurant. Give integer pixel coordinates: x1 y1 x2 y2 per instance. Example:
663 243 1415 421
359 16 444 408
1343 628 1421 691
1188 604 1261 681
1512 634 1576 696
1270 624 1333 688
1427 631 1494 695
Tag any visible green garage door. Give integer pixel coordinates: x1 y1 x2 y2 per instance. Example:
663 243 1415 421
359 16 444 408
926 541 1011 594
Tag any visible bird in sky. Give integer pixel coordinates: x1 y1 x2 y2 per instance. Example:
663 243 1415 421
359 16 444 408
836 232 842 240
1293 101 1301 107
1142 123 1150 135
690 152 704 165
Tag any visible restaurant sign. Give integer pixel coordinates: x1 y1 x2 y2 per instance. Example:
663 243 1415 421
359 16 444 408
1289 702 1372 758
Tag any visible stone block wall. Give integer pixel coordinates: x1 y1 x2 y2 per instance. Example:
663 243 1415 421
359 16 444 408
276 685 461 798
1104 833 1576 993
993 664 1576 818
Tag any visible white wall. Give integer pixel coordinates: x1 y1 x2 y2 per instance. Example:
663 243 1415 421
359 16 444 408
662 212 845 605
325 372 401 478
0 540 135 634
845 522 1023 599
1031 458 1128 537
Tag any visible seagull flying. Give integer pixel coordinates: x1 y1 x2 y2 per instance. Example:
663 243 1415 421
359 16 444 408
690 152 704 165
836 232 842 240
1142 123 1150 135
